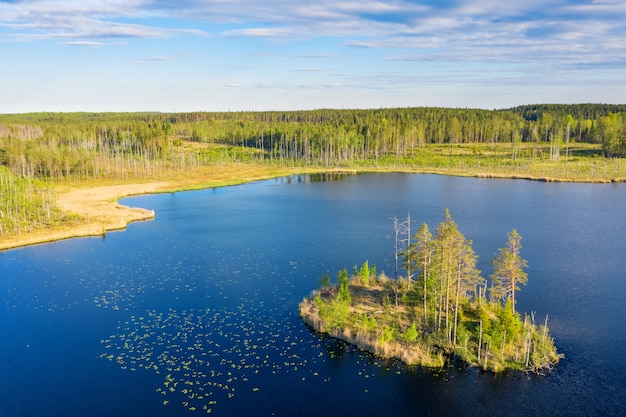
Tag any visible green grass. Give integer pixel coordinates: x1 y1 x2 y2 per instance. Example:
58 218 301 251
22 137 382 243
355 143 625 182
1 141 624 242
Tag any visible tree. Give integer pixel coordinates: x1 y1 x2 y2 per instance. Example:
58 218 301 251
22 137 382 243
490 229 528 314
319 272 331 289
434 209 463 335
358 260 371 285
405 223 434 325
402 322 418 343
392 215 411 281
598 113 626 157
336 268 351 304
563 114 575 160
452 237 481 345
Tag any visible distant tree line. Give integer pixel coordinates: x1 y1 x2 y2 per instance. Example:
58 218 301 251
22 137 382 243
1 103 626 182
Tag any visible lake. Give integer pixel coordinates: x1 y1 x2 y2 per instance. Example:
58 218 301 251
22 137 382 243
1 173 624 416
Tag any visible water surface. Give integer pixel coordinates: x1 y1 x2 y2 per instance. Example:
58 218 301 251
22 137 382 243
1 173 624 416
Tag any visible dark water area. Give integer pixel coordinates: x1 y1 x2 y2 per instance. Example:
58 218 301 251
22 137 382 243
1 173 625 416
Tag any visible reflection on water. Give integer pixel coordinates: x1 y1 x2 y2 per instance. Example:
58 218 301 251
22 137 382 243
281 172 354 184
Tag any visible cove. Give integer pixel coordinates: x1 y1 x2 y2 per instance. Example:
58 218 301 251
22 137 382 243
0 173 624 416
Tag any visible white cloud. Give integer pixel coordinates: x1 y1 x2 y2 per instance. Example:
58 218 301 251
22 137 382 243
298 53 341 59
60 41 105 47
221 27 297 39
0 0 207 41
133 55 173 63
293 67 325 72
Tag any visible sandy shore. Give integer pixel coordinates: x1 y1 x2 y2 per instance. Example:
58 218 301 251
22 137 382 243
0 182 172 251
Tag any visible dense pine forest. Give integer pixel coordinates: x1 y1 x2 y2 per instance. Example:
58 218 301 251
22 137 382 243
1 104 626 236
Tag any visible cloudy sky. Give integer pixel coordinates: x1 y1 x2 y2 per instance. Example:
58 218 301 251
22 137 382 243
1 0 625 112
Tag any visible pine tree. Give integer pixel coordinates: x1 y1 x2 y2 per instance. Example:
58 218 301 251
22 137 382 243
434 209 463 336
406 223 434 325
490 229 528 314
336 268 351 304
452 237 481 345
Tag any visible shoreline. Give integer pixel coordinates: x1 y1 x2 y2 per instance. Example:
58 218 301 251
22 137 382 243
299 281 562 373
299 296 446 368
0 182 166 251
1 165 623 251
0 165 325 251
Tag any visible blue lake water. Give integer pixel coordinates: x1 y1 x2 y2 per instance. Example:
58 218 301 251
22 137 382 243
1 173 625 416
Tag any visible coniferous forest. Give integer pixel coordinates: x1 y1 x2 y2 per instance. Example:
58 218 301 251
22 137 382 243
1 104 626 236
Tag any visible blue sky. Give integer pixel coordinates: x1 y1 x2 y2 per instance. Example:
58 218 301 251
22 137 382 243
1 0 625 112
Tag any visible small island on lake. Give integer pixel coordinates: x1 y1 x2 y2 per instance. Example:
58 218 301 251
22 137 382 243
299 210 562 373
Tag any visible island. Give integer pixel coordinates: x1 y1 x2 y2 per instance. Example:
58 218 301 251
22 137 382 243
299 211 562 373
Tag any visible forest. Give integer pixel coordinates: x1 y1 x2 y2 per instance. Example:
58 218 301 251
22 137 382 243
299 211 562 373
1 104 626 237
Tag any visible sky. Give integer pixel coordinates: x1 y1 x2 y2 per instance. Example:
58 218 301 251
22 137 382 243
1 0 625 113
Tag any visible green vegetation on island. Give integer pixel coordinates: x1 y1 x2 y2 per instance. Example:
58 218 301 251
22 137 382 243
1 104 626 243
299 211 562 373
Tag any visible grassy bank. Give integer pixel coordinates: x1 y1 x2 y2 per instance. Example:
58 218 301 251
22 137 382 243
1 141 624 251
353 143 626 183
299 284 447 368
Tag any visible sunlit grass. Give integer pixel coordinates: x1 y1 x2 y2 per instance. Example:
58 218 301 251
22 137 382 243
358 143 625 182
2 141 624 249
